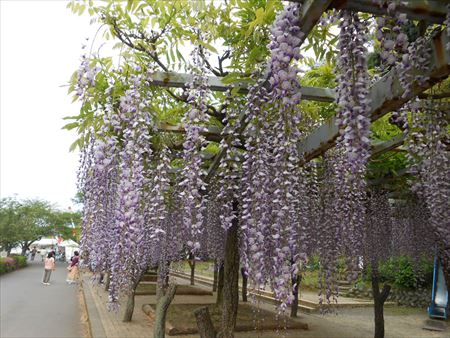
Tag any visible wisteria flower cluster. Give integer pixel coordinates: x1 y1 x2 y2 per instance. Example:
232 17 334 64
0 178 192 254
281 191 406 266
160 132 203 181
405 100 450 269
75 43 100 100
178 45 211 254
241 2 311 311
374 0 409 69
333 10 371 281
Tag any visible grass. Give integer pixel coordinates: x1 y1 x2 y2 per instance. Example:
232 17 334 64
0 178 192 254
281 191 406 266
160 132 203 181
301 270 320 290
147 303 307 335
173 260 216 278
384 306 426 316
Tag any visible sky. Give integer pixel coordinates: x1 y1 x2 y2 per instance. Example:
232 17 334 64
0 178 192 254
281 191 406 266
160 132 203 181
0 0 98 210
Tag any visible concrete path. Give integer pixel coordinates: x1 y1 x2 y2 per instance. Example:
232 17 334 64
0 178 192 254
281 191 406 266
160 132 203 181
1 255 83 338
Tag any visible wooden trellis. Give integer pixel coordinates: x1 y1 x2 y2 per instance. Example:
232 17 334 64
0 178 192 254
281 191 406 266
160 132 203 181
149 0 449 183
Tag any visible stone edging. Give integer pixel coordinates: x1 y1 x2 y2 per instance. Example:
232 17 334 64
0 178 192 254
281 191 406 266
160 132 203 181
81 275 108 338
345 286 431 308
78 280 93 338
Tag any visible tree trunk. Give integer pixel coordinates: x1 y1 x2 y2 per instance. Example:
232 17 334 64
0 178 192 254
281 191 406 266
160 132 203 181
216 262 224 306
194 306 217 338
290 274 301 318
164 261 171 287
241 267 247 302
21 242 29 256
122 288 136 322
188 254 196 285
123 272 145 322
371 261 391 338
219 204 239 338
213 261 218 292
104 272 111 291
154 283 177 338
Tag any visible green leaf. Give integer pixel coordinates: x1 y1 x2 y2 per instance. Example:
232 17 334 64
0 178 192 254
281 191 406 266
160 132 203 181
230 86 241 96
62 122 79 131
198 41 218 54
69 139 80 152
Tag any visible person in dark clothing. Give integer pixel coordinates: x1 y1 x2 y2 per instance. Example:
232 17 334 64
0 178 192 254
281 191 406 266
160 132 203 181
31 247 37 261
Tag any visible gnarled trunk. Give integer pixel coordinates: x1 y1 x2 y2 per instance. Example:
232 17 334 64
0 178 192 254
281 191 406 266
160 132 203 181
188 253 196 285
195 306 216 338
154 283 177 338
104 272 111 291
241 267 247 302
123 271 145 322
122 288 136 322
290 274 301 318
371 261 391 338
213 261 218 292
216 261 224 306
219 204 239 338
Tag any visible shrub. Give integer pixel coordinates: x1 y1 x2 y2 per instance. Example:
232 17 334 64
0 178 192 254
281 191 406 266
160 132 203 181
0 257 16 275
13 255 28 268
362 256 433 289
0 255 27 275
306 255 321 271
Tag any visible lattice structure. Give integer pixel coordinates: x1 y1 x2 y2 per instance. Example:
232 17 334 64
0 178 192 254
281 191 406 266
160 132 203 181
145 1 449 183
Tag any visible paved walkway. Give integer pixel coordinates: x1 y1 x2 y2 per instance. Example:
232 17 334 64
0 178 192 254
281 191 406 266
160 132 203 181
0 256 83 338
82 273 155 338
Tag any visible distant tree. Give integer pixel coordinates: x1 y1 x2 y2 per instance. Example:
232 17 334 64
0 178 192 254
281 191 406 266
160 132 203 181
49 210 82 242
0 198 22 255
0 198 61 255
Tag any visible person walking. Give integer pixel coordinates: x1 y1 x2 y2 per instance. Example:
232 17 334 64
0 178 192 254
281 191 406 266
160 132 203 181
66 251 80 284
31 247 37 261
42 252 55 285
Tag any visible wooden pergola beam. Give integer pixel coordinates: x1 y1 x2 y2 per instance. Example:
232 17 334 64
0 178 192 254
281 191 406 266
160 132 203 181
329 0 448 24
158 122 223 143
297 29 450 162
370 134 406 158
149 71 335 103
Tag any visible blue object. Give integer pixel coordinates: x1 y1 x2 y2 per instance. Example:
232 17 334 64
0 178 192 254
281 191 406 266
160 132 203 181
428 256 449 319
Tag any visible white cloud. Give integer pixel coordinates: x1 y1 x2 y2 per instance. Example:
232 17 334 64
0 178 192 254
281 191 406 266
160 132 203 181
0 0 98 210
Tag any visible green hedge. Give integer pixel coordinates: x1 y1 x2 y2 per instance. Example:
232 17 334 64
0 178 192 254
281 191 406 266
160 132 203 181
363 256 433 289
0 255 28 275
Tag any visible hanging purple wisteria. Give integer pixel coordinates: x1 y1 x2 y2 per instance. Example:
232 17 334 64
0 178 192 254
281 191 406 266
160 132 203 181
333 10 371 280
178 45 211 255
241 2 308 311
405 99 450 271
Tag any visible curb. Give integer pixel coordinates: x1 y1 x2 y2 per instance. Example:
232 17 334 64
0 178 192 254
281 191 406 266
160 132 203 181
78 280 93 338
81 275 107 338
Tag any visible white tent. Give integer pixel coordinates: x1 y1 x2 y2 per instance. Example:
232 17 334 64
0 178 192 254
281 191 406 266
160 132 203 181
60 240 79 262
34 237 58 247
60 239 79 247
35 238 58 246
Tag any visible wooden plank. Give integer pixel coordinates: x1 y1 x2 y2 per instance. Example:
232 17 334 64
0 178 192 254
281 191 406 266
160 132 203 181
149 71 335 103
158 122 222 143
329 0 448 24
297 0 334 46
370 134 406 158
298 29 450 162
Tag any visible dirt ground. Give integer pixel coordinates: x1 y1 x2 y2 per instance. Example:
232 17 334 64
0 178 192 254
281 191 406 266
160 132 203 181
228 303 450 338
140 292 449 338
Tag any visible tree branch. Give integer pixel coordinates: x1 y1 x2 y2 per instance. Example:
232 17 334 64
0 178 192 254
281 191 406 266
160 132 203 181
380 283 391 303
